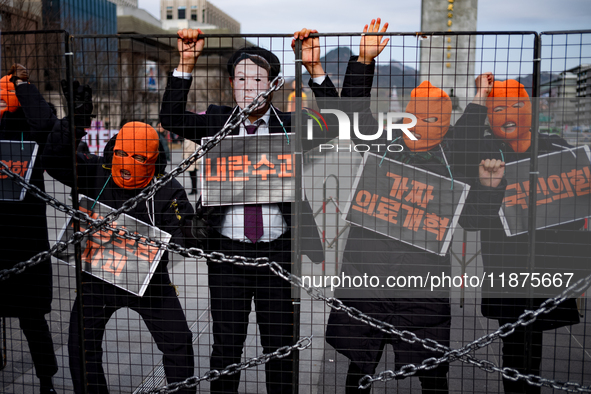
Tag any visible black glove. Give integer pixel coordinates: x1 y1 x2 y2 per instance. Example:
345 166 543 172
190 202 215 250
61 79 94 129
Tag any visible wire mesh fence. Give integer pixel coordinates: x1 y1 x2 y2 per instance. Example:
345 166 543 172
0 28 590 394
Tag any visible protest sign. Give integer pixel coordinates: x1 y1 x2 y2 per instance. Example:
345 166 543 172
0 140 38 201
500 145 591 236
200 134 295 206
343 153 470 255
55 195 170 296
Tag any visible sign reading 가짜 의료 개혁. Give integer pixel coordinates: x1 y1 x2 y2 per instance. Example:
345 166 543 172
499 145 591 237
0 140 38 201
343 153 470 256
55 195 171 297
200 134 295 206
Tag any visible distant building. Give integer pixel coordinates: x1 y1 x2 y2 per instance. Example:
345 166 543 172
117 5 162 28
575 64 591 98
160 0 240 33
539 70 578 132
0 1 43 84
42 0 117 34
158 0 245 115
0 1 42 31
574 64 591 132
108 0 138 7
113 6 178 128
540 65 591 142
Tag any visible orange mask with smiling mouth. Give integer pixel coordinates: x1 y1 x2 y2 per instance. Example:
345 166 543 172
111 122 160 189
403 81 452 152
0 76 21 119
486 79 532 153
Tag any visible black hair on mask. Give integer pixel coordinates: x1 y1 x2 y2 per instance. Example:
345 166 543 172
227 47 281 81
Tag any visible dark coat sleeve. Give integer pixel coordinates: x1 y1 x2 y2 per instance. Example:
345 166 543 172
341 56 375 99
338 56 394 147
458 178 507 231
308 74 339 99
156 181 194 248
42 118 101 189
160 74 210 142
448 103 489 179
15 82 57 140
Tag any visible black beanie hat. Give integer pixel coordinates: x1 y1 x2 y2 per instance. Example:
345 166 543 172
227 46 281 81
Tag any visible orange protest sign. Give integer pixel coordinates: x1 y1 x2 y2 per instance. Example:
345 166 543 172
55 195 171 296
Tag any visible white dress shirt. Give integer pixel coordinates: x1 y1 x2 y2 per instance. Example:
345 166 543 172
172 69 325 242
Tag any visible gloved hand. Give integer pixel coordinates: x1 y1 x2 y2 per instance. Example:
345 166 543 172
61 79 94 129
8 63 29 85
190 203 215 250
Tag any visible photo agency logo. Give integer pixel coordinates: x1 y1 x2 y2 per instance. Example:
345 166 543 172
304 108 418 153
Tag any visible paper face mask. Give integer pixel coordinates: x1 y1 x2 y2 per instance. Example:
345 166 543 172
232 58 271 111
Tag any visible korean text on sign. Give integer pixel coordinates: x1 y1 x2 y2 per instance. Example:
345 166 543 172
500 146 591 236
0 140 38 201
343 153 470 256
200 134 295 206
55 196 171 296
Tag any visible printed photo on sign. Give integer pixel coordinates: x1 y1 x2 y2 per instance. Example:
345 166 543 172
342 153 470 256
0 140 38 201
200 134 295 206
55 195 171 296
500 145 591 236
81 120 119 155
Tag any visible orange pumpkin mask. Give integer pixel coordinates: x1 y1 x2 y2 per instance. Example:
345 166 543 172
0 76 21 119
486 79 532 153
111 122 160 189
403 81 452 152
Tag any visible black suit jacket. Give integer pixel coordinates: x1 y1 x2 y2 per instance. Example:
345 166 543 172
161 74 339 263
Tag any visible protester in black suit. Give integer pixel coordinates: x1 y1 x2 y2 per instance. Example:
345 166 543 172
44 121 195 394
160 27 338 393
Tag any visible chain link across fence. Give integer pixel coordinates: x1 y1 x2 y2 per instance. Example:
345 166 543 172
0 29 590 394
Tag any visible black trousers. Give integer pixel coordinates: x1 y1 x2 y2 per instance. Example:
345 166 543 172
68 271 195 394
343 339 449 394
207 236 294 394
345 361 448 394
499 321 543 394
16 314 58 379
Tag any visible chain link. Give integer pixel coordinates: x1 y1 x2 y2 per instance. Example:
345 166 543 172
142 336 311 394
364 353 591 393
5 160 591 393
2 73 590 392
0 76 284 282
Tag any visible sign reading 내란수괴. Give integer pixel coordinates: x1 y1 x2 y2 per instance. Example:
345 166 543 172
200 134 295 206
500 145 591 237
55 195 171 296
0 140 38 201
343 153 470 256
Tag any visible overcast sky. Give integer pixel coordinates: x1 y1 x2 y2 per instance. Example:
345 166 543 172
137 0 591 77
137 0 591 34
